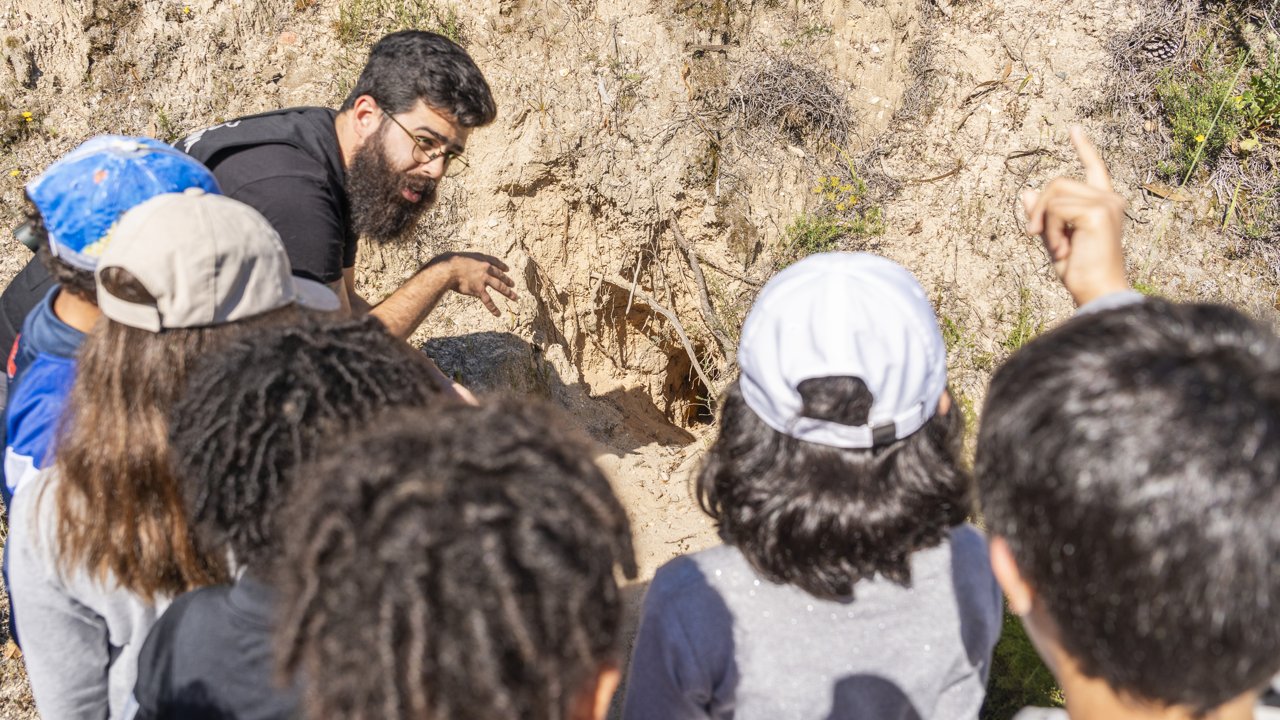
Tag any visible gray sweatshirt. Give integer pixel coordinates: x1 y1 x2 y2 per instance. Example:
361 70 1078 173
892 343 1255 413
8 469 170 720
622 524 1002 720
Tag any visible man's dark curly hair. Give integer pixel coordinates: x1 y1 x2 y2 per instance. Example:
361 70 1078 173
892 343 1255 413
169 314 441 572
341 30 497 127
976 300 1280 714
698 376 971 600
276 399 638 720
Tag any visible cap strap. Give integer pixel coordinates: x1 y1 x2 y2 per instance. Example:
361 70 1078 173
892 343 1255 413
871 421 898 446
96 287 163 332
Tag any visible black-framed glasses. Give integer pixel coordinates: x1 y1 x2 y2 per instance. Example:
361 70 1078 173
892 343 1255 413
382 111 468 177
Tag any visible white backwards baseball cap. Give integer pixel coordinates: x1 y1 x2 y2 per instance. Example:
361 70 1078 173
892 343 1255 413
737 252 947 449
95 188 340 332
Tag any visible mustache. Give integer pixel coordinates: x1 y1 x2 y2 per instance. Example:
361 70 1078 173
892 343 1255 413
405 177 438 202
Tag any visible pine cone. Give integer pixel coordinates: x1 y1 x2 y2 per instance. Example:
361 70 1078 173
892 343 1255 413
1142 34 1180 64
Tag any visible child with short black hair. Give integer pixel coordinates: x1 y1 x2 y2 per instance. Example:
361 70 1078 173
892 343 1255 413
623 253 1002 719
977 128 1280 720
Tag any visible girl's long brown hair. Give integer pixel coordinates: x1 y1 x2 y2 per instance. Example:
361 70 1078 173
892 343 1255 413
47 268 301 601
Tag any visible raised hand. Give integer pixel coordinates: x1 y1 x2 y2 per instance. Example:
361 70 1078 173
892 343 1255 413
1020 127 1130 308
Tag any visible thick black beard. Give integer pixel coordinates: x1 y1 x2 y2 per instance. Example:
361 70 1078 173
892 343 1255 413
345 129 437 243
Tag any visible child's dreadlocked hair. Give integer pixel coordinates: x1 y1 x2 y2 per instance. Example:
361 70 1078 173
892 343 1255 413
276 399 638 720
169 314 441 572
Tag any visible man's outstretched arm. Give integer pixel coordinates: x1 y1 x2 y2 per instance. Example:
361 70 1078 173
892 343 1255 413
343 252 518 340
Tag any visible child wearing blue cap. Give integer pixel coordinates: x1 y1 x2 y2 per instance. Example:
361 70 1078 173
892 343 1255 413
4 135 221 505
1 136 220 653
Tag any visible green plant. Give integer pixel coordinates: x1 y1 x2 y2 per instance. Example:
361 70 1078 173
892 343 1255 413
1132 280 1160 296
782 21 832 48
0 107 38 150
154 108 179 144
334 0 465 47
783 213 845 257
980 606 1064 719
779 168 884 264
940 315 967 356
1237 59 1280 140
1156 50 1249 180
812 173 866 212
1001 289 1042 354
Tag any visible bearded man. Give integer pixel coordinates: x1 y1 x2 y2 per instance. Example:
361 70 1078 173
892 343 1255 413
0 31 515 351
179 30 516 338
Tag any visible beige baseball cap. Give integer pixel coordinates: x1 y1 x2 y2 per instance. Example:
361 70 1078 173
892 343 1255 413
95 188 340 332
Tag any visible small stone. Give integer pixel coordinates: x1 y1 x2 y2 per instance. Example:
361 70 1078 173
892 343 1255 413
1055 71 1067 80
278 30 299 46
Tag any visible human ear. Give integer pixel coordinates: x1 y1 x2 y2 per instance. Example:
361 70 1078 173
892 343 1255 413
350 95 382 141
570 663 621 720
990 535 1035 616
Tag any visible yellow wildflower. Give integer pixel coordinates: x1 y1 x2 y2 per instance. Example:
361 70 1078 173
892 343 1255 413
1195 134 1207 143
183 5 191 13
20 111 31 118
836 203 846 211
9 169 19 177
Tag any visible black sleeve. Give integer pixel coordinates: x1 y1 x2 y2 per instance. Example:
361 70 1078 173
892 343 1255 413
209 147 349 285
131 605 181 720
0 257 53 360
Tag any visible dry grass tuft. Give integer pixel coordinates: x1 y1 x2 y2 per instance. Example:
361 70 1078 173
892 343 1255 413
729 54 854 149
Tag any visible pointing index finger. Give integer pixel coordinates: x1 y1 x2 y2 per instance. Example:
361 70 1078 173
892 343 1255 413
1070 126 1112 191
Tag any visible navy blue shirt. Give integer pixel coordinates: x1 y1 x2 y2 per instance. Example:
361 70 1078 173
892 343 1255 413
3 286 85 505
132 574 301 720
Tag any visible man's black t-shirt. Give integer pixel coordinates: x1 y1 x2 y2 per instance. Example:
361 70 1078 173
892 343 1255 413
131 574 300 720
180 107 357 285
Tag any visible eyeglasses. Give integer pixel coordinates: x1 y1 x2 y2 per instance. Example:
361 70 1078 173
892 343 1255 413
382 111 468 177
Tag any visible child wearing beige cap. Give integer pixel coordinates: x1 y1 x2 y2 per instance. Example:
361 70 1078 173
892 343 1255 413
8 189 337 720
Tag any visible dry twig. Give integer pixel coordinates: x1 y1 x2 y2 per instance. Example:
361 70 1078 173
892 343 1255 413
669 218 736 368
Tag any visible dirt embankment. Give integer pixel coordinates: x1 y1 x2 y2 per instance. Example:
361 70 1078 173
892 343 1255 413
2 0 1277 716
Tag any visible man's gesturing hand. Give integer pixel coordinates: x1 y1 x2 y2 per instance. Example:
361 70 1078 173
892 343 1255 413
1021 127 1130 308
436 252 519 316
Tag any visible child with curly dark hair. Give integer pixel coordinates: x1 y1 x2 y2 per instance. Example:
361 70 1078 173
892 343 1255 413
128 314 441 719
274 399 638 720
623 253 1002 720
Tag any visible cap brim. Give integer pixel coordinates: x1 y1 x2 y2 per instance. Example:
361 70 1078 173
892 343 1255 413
292 278 342 312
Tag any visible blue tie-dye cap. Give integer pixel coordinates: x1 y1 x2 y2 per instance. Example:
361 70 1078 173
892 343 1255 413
24 135 221 271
